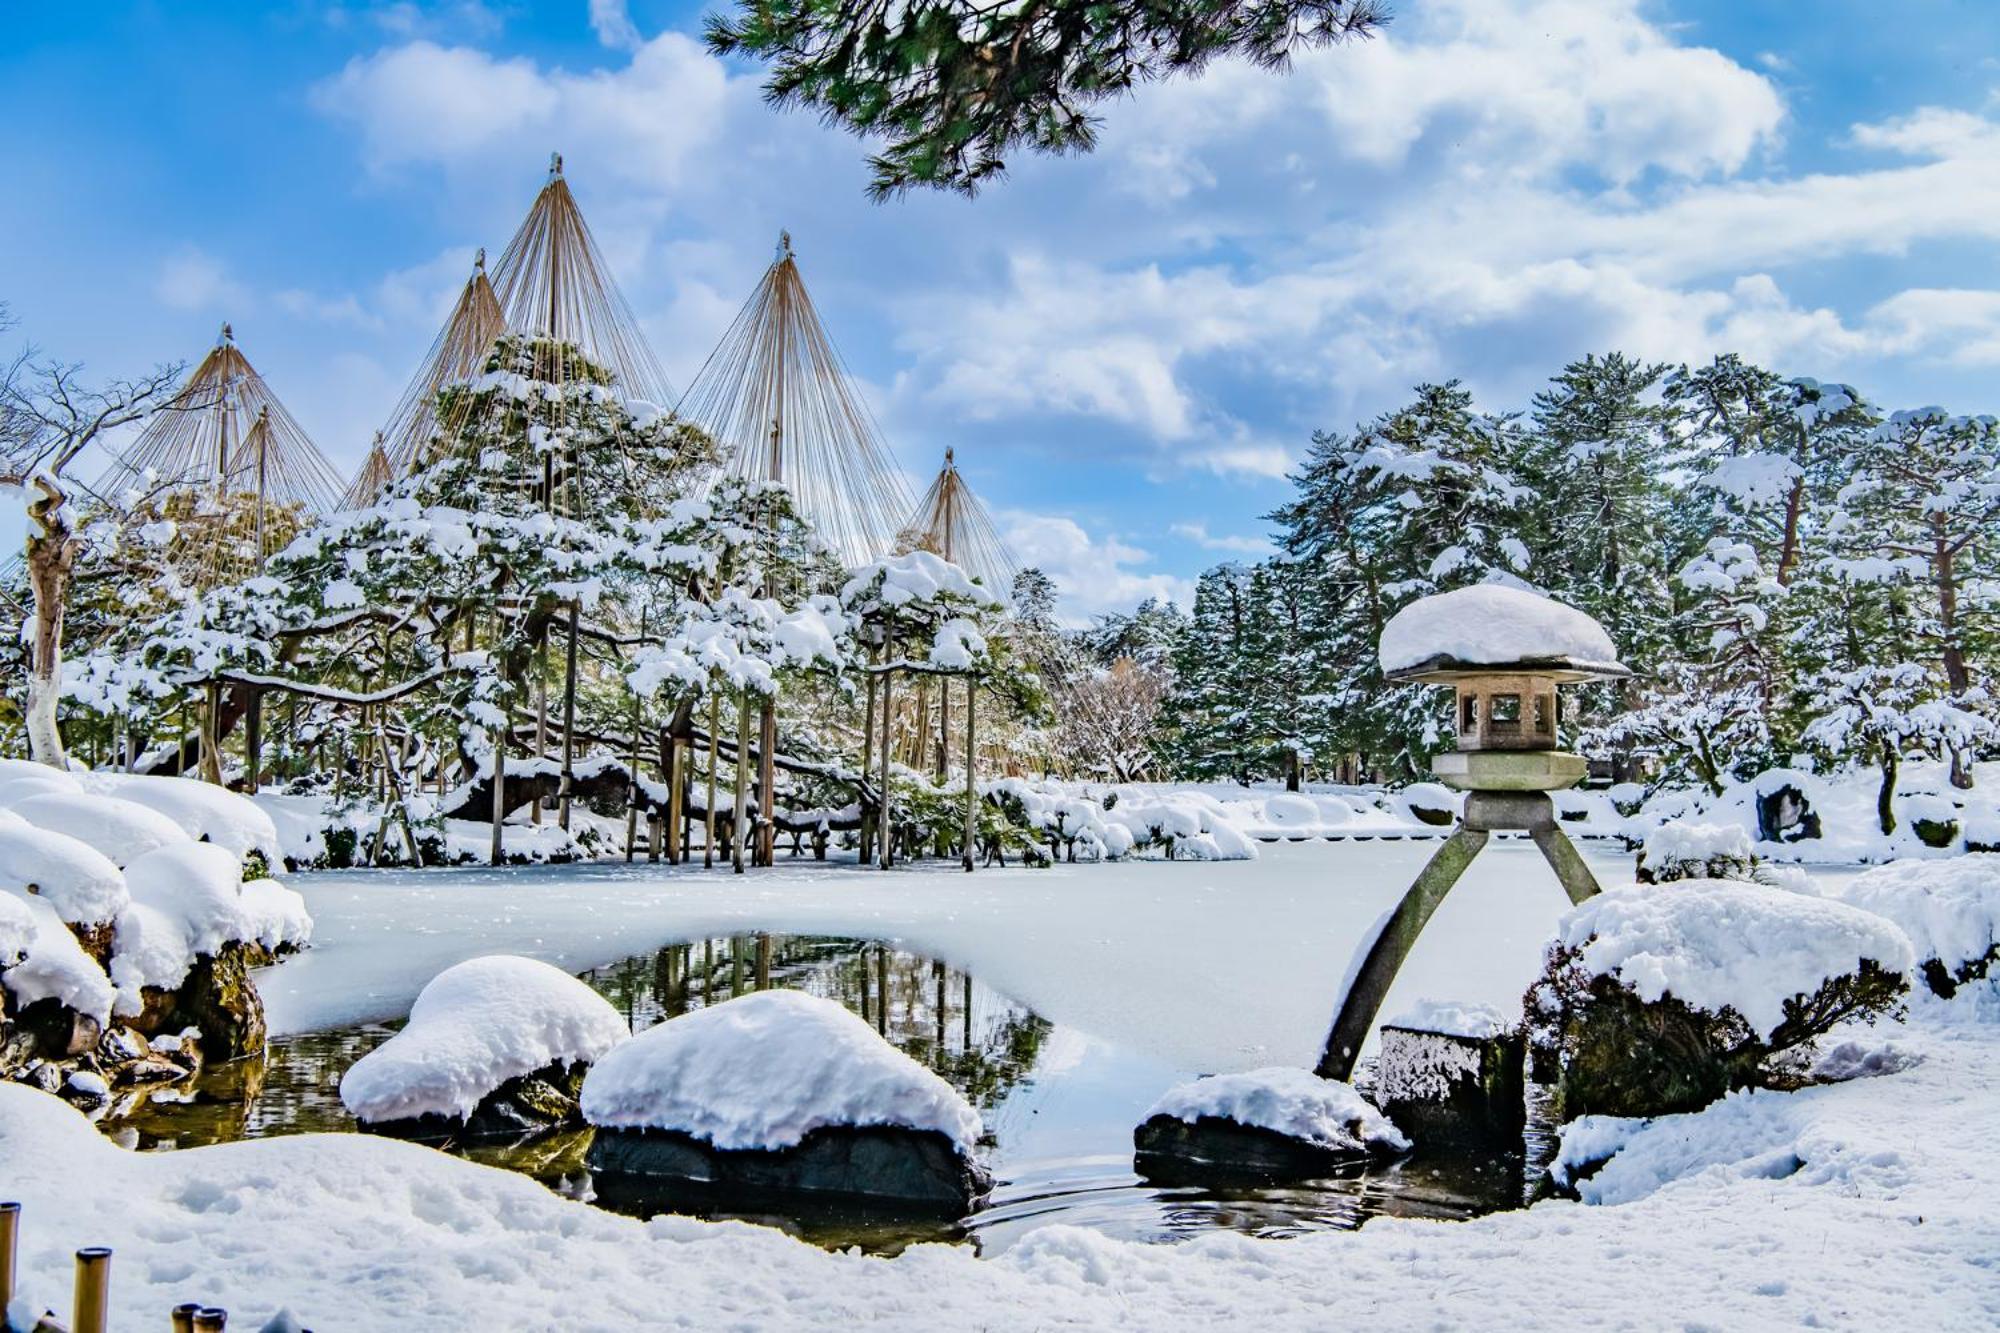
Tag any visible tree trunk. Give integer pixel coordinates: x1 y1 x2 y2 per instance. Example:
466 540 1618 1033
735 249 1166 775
704 691 720 871
1877 741 1899 837
243 687 263 793
559 599 580 830
490 723 507 867
860 650 879 862
22 479 79 768
757 697 777 866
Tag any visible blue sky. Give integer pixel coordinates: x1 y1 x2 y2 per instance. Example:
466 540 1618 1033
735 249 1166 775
6 1 2000 619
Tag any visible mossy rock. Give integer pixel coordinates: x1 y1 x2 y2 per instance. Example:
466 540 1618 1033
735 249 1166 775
1755 785 1821 844
173 943 268 1062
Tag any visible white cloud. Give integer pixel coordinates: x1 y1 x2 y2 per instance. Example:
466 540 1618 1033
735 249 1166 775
154 249 250 313
999 512 1194 622
587 0 642 50
1170 522 1277 556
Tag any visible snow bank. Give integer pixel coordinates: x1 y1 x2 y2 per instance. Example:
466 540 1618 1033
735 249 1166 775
1557 880 1915 1038
1143 1067 1409 1154
341 956 628 1124
1379 584 1621 674
0 820 130 925
3 791 187 866
580 989 982 1153
87 773 283 866
1836 856 2000 984
1386 998 1513 1038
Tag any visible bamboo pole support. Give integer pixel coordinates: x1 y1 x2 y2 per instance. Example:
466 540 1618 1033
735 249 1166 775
704 693 719 869
0 1200 17 1313
877 662 895 869
533 635 547 825
192 1309 227 1331
962 677 976 872
171 1303 200 1332
559 599 580 830
664 736 683 864
756 698 777 867
732 695 750 875
489 720 507 868
71 1246 110 1333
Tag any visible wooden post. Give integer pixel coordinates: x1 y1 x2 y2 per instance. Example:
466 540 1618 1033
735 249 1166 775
533 634 548 825
732 694 750 875
72 1246 110 1333
243 686 262 793
625 689 643 861
877 663 895 869
876 945 890 1033
704 692 720 870
860 654 879 863
664 735 683 864
200 681 224 784
192 1309 227 1331
756 698 777 867
962 676 976 872
172 1303 201 1332
489 721 507 868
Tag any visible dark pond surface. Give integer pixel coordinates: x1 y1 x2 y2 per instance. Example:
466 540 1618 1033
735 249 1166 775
103 934 1556 1255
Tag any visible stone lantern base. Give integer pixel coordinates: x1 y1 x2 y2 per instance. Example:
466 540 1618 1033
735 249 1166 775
1432 749 1587 792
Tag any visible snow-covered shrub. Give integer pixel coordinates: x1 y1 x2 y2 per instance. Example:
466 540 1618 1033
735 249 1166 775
5 791 185 867
1638 820 1755 883
341 956 628 1134
1837 856 2000 998
1526 880 1913 1118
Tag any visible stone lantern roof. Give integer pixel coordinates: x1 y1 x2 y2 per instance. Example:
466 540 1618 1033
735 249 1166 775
1378 584 1630 684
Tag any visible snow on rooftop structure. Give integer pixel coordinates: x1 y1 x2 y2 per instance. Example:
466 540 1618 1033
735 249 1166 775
1379 583 1626 681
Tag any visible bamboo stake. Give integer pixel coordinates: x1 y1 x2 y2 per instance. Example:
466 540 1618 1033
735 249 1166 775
860 658 879 863
489 716 507 868
72 1246 110 1333
533 635 547 824
757 698 777 867
0 1201 17 1313
665 736 683 863
559 599 580 830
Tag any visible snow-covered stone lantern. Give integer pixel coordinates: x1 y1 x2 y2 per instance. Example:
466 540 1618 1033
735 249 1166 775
1317 584 1631 1083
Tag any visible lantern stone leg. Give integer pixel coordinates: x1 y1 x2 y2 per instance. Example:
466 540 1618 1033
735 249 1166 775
1315 791 1607 1082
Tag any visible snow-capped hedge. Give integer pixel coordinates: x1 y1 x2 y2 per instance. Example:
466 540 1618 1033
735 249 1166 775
1836 856 2000 997
340 956 629 1125
580 989 982 1153
1142 1067 1409 1156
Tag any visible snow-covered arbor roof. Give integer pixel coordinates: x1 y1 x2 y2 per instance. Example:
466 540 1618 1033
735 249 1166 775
675 231 913 565
1379 584 1628 681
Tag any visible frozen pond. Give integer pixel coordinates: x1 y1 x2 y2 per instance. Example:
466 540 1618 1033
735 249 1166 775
108 838 1654 1251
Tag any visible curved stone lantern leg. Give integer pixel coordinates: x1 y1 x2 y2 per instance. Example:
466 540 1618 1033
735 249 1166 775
1314 791 1602 1082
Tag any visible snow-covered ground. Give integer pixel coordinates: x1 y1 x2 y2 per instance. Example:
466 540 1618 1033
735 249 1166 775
5 839 1995 1330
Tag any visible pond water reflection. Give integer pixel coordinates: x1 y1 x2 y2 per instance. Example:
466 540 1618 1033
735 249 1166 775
105 934 1554 1254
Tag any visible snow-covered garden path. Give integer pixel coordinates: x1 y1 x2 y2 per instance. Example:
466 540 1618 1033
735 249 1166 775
261 839 1640 1071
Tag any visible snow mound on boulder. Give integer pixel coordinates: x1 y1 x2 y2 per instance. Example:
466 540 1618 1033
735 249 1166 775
0 758 79 786
123 842 255 957
1558 880 1915 1040
0 891 34 966
0 821 130 925
5 791 188 867
341 956 629 1124
1379 584 1621 674
1144 1067 1409 1154
240 878 314 953
580 989 982 1153
0 774 84 807
89 773 283 866
1836 856 2000 983
4 895 116 1024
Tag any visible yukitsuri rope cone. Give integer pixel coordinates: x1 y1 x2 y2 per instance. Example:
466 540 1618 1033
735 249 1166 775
375 249 506 481
676 231 912 567
96 323 344 591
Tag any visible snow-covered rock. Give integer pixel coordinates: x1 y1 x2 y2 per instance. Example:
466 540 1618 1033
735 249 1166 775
580 989 981 1153
1379 584 1622 674
0 820 130 926
5 791 188 867
1556 880 1915 1040
0 890 36 966
122 842 255 958
240 878 314 955
340 956 628 1125
1141 1067 1409 1155
4 895 116 1024
1836 856 2000 994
